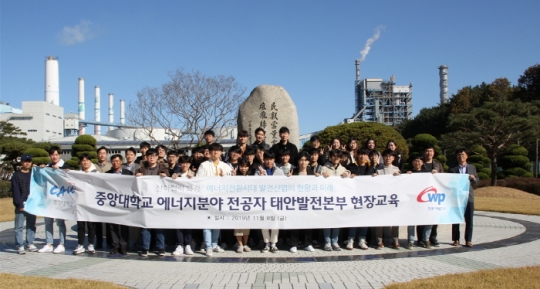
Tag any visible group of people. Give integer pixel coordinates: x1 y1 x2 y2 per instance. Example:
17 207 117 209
12 126 477 257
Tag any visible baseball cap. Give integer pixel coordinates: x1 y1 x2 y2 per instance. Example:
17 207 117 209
21 154 33 162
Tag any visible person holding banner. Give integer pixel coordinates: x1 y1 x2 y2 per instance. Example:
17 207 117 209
346 148 371 250
450 148 478 248
256 150 285 253
196 143 232 256
136 149 170 257
321 149 351 251
406 156 429 249
73 154 97 255
418 145 444 247
372 149 401 250
288 151 316 253
38 146 69 254
12 154 38 255
106 154 134 255
123 147 140 174
233 158 253 253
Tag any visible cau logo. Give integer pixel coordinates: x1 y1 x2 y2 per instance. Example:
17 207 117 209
417 186 445 205
49 183 76 198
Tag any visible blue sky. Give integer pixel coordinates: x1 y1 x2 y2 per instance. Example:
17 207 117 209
1 1 539 135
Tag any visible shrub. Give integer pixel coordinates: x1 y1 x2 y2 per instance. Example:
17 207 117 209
74 135 97 146
23 148 50 166
477 177 540 196
0 180 11 198
477 172 490 180
71 135 98 168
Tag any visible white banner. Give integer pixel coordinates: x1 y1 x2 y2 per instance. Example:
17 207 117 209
26 167 470 229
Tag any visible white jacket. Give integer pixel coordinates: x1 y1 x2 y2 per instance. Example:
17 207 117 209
196 160 233 177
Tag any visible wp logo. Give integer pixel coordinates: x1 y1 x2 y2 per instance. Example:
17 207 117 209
417 186 445 205
49 183 76 198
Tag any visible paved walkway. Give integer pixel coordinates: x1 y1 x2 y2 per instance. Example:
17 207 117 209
1 211 539 289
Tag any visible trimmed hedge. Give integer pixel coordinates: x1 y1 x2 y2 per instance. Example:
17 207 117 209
0 180 11 198
75 135 97 146
478 177 540 196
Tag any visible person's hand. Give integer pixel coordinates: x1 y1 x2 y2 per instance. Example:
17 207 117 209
231 169 236 176
341 145 347 151
18 207 24 212
350 174 356 178
159 173 167 178
372 173 378 177
314 173 321 177
51 165 59 169
469 174 476 181
322 171 330 178
258 166 266 176
287 171 292 177
171 173 178 179
431 170 437 174
39 164 46 168
407 171 412 174
319 148 324 155
187 174 193 179
340 171 349 178
136 173 142 177
219 168 225 177
393 171 400 176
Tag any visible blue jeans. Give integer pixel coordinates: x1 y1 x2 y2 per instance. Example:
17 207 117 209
422 225 433 241
45 217 66 245
14 209 36 247
407 226 415 243
347 227 368 240
203 229 220 249
141 228 165 250
323 228 340 244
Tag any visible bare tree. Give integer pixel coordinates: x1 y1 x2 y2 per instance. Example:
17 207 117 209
127 70 246 148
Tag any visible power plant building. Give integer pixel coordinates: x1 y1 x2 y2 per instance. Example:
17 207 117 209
352 61 413 126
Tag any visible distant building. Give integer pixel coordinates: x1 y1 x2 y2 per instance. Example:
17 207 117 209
0 101 64 142
353 77 413 126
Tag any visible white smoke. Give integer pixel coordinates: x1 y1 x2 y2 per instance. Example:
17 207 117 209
359 26 385 62
57 20 95 46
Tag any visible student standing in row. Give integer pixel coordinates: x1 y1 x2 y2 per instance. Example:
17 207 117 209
106 154 133 255
196 143 232 256
12 154 38 255
38 146 69 254
73 154 97 255
136 149 170 257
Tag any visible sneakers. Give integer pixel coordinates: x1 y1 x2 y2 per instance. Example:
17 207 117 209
270 245 279 253
27 244 38 252
38 244 53 253
17 246 26 255
391 241 400 250
172 245 184 256
158 249 166 256
73 245 85 255
346 238 354 250
261 246 270 253
243 245 251 252
407 242 414 250
87 244 95 254
290 246 297 253
212 245 225 253
205 248 213 256
331 243 341 251
323 243 333 251
358 239 368 250
140 249 148 257
452 240 460 246
53 245 65 254
236 245 244 253
184 245 194 255
376 242 384 250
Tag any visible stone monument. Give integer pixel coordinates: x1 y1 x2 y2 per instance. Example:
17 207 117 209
237 85 300 147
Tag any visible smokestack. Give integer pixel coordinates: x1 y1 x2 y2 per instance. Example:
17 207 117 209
439 65 449 104
120 99 125 125
108 93 114 131
355 59 360 83
94 86 101 135
78 78 85 135
45 56 59 105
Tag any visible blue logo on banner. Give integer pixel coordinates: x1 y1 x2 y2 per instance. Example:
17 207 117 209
49 185 75 198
